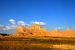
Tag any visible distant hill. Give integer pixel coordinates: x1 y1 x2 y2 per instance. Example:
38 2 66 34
50 29 63 37
49 29 75 37
63 29 75 37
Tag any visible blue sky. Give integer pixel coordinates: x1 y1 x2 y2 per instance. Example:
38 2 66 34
0 0 75 33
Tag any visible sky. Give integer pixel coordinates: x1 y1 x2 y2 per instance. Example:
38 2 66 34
0 0 75 33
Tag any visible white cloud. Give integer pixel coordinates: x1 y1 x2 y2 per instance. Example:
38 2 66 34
1 25 17 34
39 22 46 25
9 19 16 24
31 21 46 25
0 20 46 33
3 25 17 30
18 21 25 26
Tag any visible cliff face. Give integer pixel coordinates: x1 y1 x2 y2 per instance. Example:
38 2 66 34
11 24 50 36
9 24 75 37
28 24 49 36
11 26 32 36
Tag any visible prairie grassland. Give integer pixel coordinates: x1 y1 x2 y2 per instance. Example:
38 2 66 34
0 36 75 50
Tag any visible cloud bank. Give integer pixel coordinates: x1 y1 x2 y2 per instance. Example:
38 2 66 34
18 21 25 26
31 21 46 25
0 19 46 34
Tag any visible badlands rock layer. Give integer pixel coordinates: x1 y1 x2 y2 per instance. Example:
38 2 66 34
6 24 75 37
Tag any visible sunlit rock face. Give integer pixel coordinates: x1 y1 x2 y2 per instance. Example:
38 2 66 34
9 24 75 37
10 24 50 37
50 29 63 37
0 34 2 38
49 29 75 37
28 24 49 36
16 26 26 36
12 26 32 36
63 29 75 37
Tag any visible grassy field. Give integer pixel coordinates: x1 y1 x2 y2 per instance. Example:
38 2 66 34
0 36 75 50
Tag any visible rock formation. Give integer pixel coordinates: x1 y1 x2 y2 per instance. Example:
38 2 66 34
28 24 49 36
11 26 32 37
50 29 63 37
0 34 3 38
63 29 75 37
50 29 75 37
9 24 75 37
